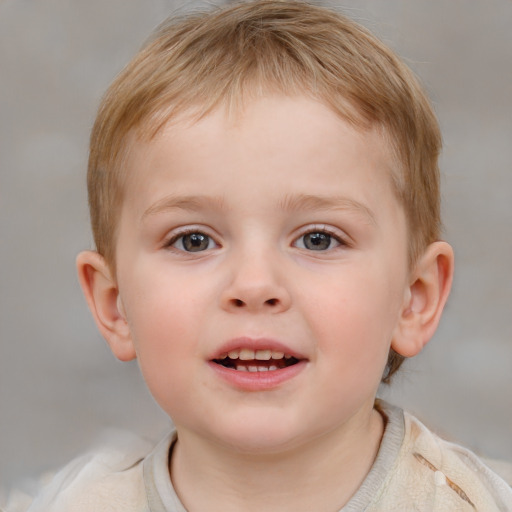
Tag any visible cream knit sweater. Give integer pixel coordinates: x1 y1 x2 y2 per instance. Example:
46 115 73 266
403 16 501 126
6 402 512 511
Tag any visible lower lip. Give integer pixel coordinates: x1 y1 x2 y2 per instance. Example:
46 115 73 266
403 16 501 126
208 360 307 391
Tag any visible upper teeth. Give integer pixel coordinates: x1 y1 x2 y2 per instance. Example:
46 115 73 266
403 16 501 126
221 349 287 361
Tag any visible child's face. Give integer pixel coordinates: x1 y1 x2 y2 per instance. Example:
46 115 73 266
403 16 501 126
114 95 411 452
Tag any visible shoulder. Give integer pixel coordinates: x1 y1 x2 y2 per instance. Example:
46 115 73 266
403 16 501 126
14 431 156 512
483 458 512 487
377 406 512 511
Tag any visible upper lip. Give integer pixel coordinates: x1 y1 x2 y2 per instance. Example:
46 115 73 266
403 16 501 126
210 337 306 360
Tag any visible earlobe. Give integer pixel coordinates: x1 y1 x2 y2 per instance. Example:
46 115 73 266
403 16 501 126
76 251 137 362
391 241 454 358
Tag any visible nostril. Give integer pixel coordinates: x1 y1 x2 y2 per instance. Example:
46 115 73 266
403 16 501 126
229 298 279 308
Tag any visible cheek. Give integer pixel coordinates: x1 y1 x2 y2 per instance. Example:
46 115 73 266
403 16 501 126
307 266 403 362
134 292 202 352
129 300 204 417
121 269 208 397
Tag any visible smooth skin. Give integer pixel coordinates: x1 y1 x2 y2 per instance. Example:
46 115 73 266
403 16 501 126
77 95 453 512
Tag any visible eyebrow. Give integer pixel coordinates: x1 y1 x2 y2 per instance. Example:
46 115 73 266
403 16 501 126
279 194 377 225
141 194 227 220
141 192 376 225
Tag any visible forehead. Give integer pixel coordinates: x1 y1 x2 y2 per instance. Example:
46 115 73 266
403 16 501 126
120 95 401 221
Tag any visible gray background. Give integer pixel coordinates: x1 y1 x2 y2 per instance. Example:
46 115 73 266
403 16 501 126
1 0 511 492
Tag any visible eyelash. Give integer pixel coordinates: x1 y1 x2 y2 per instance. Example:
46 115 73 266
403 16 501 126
164 225 349 253
293 226 348 252
165 228 219 253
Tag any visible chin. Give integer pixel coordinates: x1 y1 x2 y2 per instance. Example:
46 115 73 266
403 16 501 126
203 415 313 455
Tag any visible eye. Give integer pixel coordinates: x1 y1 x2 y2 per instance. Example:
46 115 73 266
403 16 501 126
169 231 217 252
294 230 342 251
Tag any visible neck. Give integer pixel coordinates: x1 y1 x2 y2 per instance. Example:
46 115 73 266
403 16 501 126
170 407 384 512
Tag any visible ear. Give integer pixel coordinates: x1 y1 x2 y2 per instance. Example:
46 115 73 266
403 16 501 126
391 241 454 358
76 251 136 362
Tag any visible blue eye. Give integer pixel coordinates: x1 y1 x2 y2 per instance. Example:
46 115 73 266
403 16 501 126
171 232 216 252
295 231 341 251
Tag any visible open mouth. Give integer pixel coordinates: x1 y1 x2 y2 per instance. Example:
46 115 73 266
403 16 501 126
213 348 300 372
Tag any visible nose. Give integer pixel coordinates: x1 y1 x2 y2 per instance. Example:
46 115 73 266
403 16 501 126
220 249 292 314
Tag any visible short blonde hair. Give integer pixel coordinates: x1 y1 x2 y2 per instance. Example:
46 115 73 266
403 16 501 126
88 0 443 382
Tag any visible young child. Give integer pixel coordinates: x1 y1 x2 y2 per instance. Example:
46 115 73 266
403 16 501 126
20 1 512 510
